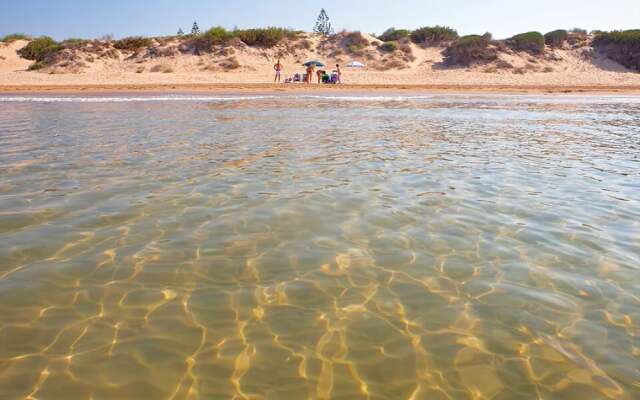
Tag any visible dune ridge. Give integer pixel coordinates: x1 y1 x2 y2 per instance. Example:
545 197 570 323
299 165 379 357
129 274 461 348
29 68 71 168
1 31 640 91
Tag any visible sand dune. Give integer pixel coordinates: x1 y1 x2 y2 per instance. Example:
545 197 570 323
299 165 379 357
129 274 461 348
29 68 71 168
1 34 639 91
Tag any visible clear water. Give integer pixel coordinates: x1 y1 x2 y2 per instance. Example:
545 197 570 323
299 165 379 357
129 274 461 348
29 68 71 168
0 94 639 399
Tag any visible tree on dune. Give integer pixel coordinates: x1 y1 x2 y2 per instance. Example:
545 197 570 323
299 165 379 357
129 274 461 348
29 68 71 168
177 28 184 36
314 9 334 36
191 22 201 36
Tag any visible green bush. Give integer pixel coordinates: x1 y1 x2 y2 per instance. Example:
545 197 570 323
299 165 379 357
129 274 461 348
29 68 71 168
61 38 89 47
0 33 31 43
234 27 297 47
444 33 497 65
379 41 399 52
378 28 410 42
508 31 545 54
544 30 568 47
570 28 588 37
410 26 458 45
17 36 62 61
593 30 640 71
113 36 153 51
203 26 234 44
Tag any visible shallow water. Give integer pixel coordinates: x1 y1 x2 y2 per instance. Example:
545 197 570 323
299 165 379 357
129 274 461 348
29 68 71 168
0 94 639 399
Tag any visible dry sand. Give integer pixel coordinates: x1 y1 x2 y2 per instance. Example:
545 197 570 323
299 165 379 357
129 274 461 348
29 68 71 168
1 37 640 94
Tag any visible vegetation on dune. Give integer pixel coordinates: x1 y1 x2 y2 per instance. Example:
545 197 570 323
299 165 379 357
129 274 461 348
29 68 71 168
113 36 153 51
444 33 497 65
570 28 588 37
17 36 62 61
378 28 411 42
0 33 31 43
314 8 334 36
593 30 640 71
379 41 399 52
508 31 545 54
191 22 201 36
544 30 568 47
183 26 299 54
233 27 299 47
202 27 235 44
410 26 459 46
14 19 640 75
62 38 89 45
340 31 370 54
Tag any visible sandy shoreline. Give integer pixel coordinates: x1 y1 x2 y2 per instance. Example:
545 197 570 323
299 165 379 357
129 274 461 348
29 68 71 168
2 83 640 95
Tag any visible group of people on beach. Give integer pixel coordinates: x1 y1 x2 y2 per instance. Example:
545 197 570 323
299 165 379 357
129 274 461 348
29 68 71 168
273 59 341 84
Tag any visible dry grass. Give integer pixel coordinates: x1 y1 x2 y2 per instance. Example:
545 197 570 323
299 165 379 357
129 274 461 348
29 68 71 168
150 64 174 73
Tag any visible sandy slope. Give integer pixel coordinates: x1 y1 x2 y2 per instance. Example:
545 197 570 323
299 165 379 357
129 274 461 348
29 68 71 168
1 35 639 90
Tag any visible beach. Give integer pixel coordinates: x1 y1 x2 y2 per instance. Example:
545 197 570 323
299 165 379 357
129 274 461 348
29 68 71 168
2 37 640 94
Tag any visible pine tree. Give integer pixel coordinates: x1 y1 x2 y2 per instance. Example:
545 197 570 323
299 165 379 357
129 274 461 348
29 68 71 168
177 28 184 36
313 9 334 36
191 21 201 36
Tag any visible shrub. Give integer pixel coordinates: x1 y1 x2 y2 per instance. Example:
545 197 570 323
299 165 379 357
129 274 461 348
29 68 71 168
220 57 241 70
544 30 568 47
341 31 369 52
113 36 153 51
379 41 399 52
570 28 588 37
203 26 234 44
17 36 62 61
296 39 312 50
593 30 640 71
150 64 173 73
234 27 297 47
182 27 233 54
0 33 31 43
495 59 514 69
28 61 47 70
444 33 496 65
399 43 413 55
378 28 411 42
483 66 497 73
410 26 458 45
508 31 545 54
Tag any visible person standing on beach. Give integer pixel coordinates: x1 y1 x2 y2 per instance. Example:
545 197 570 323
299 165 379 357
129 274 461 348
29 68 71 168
335 64 342 84
273 59 283 83
306 65 315 84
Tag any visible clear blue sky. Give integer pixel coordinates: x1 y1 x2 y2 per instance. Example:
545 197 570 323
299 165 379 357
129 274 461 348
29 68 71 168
1 0 638 40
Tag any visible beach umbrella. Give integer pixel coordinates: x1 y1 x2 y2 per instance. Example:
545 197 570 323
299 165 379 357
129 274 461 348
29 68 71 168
346 61 365 68
303 60 326 67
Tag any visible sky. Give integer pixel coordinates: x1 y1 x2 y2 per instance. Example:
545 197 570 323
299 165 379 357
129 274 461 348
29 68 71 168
1 0 638 40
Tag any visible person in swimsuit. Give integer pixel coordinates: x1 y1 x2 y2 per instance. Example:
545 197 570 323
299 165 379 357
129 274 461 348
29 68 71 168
273 59 283 83
335 64 342 84
316 69 325 84
306 65 315 84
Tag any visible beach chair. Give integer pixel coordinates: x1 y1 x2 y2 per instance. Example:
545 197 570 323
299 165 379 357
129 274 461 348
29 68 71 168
330 73 338 84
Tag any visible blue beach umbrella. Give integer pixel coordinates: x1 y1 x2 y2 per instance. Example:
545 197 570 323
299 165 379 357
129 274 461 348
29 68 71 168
303 60 326 67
